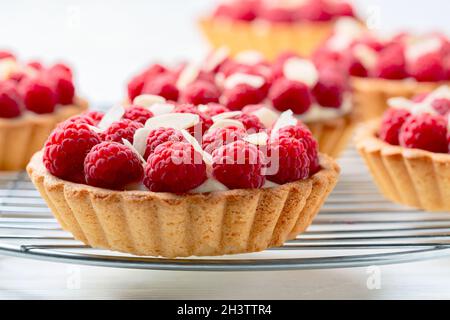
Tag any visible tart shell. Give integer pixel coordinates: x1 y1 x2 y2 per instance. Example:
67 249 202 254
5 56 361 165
351 77 450 122
0 97 88 171
356 120 450 212
306 113 356 158
199 18 335 59
27 151 340 258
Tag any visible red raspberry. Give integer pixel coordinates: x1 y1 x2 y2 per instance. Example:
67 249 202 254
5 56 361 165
202 126 246 154
203 103 230 117
412 93 429 103
295 0 333 21
43 121 101 180
213 1 258 21
63 114 96 126
48 63 73 80
345 50 369 77
0 81 22 118
9 71 28 83
379 108 411 145
127 64 167 100
269 78 312 114
144 141 207 193
374 44 408 80
180 80 221 105
144 127 185 159
123 105 154 125
27 61 43 71
233 113 265 132
266 134 311 184
84 141 144 190
174 104 213 136
399 113 448 153
277 125 320 174
223 83 266 111
409 52 447 82
0 51 15 60
50 73 75 105
21 76 57 114
259 6 294 22
328 1 355 17
432 98 450 116
103 119 143 144
142 73 179 101
312 70 345 108
82 110 104 125
212 140 266 189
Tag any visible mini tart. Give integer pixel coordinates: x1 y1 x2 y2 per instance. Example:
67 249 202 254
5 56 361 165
305 112 355 158
27 151 339 258
0 97 88 170
199 18 336 59
351 77 450 122
356 120 450 212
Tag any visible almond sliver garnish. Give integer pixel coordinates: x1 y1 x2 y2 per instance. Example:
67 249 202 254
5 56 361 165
133 94 166 108
270 110 297 140
176 63 200 89
243 132 269 146
180 129 213 166
208 119 245 132
122 138 146 165
144 113 200 130
211 111 242 122
283 58 319 87
148 103 175 116
224 73 265 90
97 105 125 130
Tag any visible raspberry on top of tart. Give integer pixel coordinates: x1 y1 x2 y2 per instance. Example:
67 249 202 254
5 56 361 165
41 99 323 193
314 20 450 83
356 86 450 212
209 0 357 24
0 51 81 118
127 49 352 124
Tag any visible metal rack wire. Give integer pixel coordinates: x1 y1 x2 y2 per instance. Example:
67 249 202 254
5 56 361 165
0 148 449 271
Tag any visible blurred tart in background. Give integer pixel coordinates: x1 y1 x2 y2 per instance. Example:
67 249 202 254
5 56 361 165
199 0 362 59
0 51 87 170
125 49 356 157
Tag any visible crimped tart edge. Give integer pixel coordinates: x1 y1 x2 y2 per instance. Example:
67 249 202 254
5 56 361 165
27 151 340 257
356 119 450 212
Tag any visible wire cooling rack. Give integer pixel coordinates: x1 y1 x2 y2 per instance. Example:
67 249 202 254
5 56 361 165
0 148 449 271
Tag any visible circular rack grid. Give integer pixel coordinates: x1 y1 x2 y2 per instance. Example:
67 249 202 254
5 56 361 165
0 148 449 271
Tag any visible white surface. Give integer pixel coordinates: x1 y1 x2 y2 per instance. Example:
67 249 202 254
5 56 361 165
1 0 450 299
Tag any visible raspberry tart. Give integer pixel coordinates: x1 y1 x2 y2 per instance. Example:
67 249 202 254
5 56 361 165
314 21 450 121
356 86 450 212
27 103 339 257
126 50 355 157
199 0 361 59
0 52 87 170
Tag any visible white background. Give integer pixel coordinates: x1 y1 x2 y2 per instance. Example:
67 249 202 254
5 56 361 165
0 0 449 103
1 1 450 299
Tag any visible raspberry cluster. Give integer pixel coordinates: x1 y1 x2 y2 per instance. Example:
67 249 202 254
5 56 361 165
315 28 450 82
379 89 450 154
127 50 349 116
43 103 320 193
0 53 77 118
211 0 355 23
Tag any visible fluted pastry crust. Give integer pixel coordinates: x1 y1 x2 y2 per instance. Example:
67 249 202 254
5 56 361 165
0 97 88 170
27 151 340 257
199 18 335 59
356 120 450 212
351 77 450 121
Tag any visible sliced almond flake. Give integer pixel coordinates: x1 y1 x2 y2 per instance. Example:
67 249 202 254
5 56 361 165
283 58 319 87
180 129 213 166
132 94 166 108
197 104 210 113
410 86 450 115
189 178 229 193
208 119 245 131
87 124 105 134
144 113 199 130
352 44 378 71
387 97 415 110
250 106 279 128
406 37 442 62
176 63 200 90
334 17 365 40
234 50 264 65
224 73 265 90
211 111 242 122
122 138 146 165
132 127 152 156
270 110 297 140
148 102 175 116
0 58 18 80
262 180 280 189
215 72 226 89
204 47 230 72
97 105 125 130
243 132 269 146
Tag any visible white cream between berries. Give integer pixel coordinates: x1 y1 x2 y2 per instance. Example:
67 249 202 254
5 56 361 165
127 49 352 125
42 99 321 194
